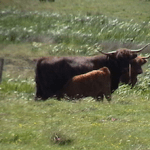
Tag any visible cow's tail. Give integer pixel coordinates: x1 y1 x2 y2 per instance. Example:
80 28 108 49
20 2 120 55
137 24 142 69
35 57 46 100
35 57 45 74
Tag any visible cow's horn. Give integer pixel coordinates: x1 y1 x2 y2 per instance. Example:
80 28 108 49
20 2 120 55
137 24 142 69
141 55 150 59
98 50 116 55
130 43 150 53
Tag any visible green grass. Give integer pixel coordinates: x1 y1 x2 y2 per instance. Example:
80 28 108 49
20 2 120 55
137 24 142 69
0 0 150 149
0 10 150 45
1 88 150 149
1 0 150 23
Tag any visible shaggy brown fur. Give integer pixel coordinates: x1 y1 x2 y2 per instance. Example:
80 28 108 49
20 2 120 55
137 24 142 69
120 56 148 88
58 67 111 101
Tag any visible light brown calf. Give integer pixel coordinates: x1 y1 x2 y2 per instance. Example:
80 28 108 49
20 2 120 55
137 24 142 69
58 67 111 102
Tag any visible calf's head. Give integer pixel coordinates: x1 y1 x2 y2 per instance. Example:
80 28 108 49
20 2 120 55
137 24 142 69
119 55 149 87
131 55 149 75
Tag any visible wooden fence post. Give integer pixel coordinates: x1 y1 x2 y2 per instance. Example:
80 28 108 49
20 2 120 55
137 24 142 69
0 58 4 83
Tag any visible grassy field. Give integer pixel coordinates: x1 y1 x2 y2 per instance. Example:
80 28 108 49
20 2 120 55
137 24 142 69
1 0 150 22
0 0 150 149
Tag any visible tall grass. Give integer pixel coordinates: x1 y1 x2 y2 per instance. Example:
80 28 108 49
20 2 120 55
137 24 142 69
0 10 150 46
1 0 150 22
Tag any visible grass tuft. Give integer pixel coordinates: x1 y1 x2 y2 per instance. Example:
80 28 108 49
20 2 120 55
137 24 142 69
51 132 74 145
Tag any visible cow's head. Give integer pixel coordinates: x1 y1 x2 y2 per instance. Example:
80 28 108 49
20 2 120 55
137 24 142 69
99 43 150 73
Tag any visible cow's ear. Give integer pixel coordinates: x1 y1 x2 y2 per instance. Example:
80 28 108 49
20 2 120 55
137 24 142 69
130 53 137 60
107 53 117 59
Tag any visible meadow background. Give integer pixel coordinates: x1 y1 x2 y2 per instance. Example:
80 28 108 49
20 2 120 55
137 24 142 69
0 0 150 149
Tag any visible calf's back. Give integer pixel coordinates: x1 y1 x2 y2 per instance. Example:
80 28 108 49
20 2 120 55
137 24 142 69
58 67 111 101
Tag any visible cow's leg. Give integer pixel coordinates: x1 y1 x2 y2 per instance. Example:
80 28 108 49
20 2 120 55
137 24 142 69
35 83 44 101
130 77 137 89
104 89 111 102
41 88 56 100
95 93 104 102
55 91 63 101
35 83 52 101
105 94 111 102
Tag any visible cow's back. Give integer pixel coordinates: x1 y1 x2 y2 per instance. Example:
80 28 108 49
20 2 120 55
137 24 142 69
35 56 94 100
